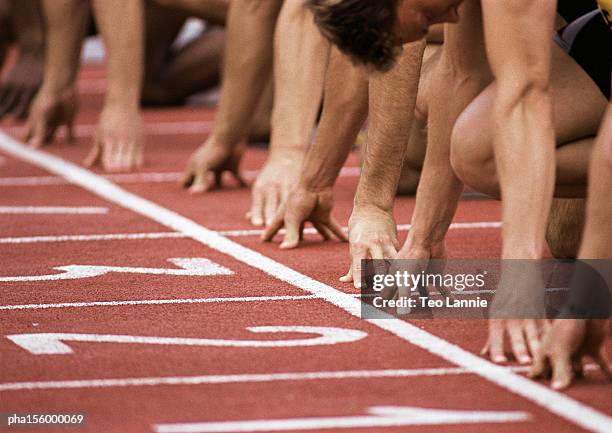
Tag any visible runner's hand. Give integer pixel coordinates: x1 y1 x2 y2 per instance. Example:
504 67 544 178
0 49 44 120
25 87 77 147
247 150 304 227
529 319 611 389
482 319 546 365
84 104 144 172
182 137 247 194
341 206 399 289
262 186 347 249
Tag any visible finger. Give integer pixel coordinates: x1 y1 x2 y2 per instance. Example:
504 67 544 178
264 188 279 227
488 320 508 363
27 119 47 148
508 322 532 364
312 223 332 241
189 170 210 194
262 212 284 242
593 350 612 380
551 353 574 390
181 162 195 188
327 219 348 242
83 140 102 168
339 267 353 283
529 349 550 379
134 141 144 168
280 213 302 249
524 320 541 359
351 250 367 289
249 188 265 226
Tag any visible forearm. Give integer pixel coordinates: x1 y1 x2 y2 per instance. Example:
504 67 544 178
91 0 143 109
269 0 329 156
10 0 45 52
40 0 89 93
483 0 556 259
300 48 368 191
212 0 282 146
355 40 425 212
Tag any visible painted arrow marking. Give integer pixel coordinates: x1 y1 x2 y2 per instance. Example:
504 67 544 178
0 258 233 282
6 326 368 354
153 406 530 432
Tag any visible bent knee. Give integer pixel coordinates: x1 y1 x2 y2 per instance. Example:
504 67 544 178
450 107 493 186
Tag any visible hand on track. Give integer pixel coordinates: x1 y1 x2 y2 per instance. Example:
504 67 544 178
25 87 77 147
341 206 399 289
182 137 247 194
84 104 144 172
529 319 611 389
0 49 44 120
247 150 303 227
262 186 347 249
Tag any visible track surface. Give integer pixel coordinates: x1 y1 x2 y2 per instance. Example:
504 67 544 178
0 67 611 433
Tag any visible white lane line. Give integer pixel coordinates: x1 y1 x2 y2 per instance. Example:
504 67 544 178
0 295 320 311
0 367 504 391
0 166 361 187
3 365 608 392
153 406 530 432
0 221 502 244
4 120 214 139
0 206 108 215
1 132 608 433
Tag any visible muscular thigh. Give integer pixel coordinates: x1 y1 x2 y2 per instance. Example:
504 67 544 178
454 41 608 161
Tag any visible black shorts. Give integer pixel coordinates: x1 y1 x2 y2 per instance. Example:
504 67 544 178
554 9 611 99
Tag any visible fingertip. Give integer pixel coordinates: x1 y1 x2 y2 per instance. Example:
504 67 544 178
493 355 508 364
280 240 298 250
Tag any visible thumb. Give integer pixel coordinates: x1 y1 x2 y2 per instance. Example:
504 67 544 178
551 353 574 390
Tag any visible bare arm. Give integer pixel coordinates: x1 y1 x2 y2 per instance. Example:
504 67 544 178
248 0 330 226
262 46 368 248
482 0 556 259
26 0 89 145
344 40 425 288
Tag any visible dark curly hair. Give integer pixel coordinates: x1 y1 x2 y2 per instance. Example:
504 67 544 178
307 0 401 71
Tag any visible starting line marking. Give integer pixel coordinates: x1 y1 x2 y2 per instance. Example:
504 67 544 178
7 327 368 354
0 132 609 433
0 295 322 311
0 206 108 215
0 258 233 282
0 221 502 245
153 406 530 432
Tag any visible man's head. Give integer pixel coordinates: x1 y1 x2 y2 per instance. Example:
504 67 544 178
307 0 461 71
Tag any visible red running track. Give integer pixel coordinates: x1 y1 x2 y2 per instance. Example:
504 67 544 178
0 67 611 433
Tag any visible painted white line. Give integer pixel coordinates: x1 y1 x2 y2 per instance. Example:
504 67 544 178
0 232 185 244
7 327 368 354
6 365 610 393
0 368 473 391
154 406 529 432
0 295 320 311
0 166 362 187
4 120 215 139
0 131 608 433
0 222 502 245
0 206 108 215
0 258 232 282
